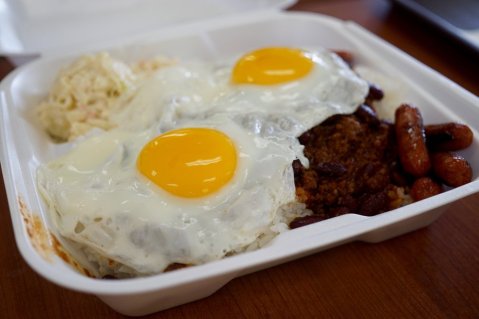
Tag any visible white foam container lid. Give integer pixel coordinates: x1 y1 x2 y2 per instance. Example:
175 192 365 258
0 0 295 59
1 1 479 317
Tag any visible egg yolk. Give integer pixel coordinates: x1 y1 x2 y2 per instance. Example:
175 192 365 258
231 47 314 85
137 128 237 198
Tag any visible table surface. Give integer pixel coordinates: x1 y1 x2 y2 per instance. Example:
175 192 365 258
1 0 478 318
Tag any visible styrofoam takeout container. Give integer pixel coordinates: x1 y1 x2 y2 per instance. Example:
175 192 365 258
1 3 479 317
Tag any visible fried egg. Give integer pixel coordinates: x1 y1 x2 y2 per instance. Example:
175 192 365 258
112 47 368 137
212 47 369 136
38 114 302 276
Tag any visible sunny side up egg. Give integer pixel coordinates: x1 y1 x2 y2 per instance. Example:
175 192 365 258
37 47 369 277
213 47 369 137
112 47 369 136
37 114 303 277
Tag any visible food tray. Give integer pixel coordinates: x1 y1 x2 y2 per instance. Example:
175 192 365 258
1 11 478 316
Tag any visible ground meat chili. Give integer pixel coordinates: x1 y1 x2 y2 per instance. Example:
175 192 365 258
289 51 474 229
291 103 405 228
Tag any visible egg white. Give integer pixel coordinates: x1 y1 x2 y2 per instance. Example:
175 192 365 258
111 62 229 132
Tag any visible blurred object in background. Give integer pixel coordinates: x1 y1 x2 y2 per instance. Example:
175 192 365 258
391 0 479 53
